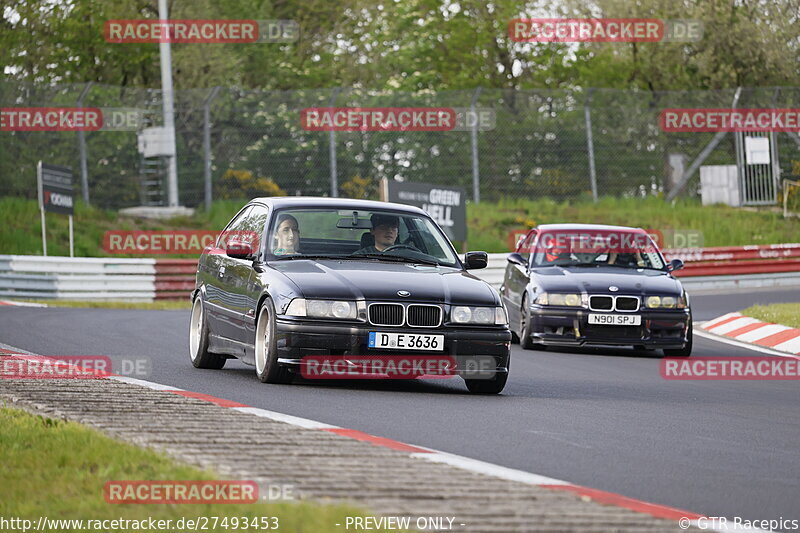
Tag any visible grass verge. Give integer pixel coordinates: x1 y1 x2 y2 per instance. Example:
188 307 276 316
467 196 800 252
740 303 800 329
0 406 397 533
3 196 800 256
10 299 191 310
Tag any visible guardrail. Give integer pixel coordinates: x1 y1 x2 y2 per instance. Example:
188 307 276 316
0 255 194 301
2 244 800 301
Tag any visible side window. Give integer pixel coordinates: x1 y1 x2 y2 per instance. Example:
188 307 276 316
518 231 537 260
217 205 252 248
237 204 270 255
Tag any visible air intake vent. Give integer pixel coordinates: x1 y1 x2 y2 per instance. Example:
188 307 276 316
368 303 404 326
615 296 639 312
407 305 442 327
590 296 613 311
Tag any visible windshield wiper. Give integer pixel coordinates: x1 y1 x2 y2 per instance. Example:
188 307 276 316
273 254 350 261
350 253 440 266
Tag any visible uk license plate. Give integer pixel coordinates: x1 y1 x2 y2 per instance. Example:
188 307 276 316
588 314 641 326
368 332 444 351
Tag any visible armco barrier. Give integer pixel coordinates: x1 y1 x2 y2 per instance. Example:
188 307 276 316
1 245 800 301
0 255 194 301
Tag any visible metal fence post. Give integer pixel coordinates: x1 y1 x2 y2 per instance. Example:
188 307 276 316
202 86 221 211
584 88 598 203
470 87 482 203
76 82 93 206
329 88 341 197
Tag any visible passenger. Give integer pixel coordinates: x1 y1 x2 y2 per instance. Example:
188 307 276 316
355 213 400 253
607 250 645 267
273 214 300 255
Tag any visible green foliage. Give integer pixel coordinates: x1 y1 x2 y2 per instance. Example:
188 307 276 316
340 175 377 200
5 0 800 91
217 169 286 200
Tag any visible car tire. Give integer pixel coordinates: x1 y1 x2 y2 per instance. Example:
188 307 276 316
254 299 293 384
189 295 226 369
663 316 693 358
465 371 508 394
519 297 536 350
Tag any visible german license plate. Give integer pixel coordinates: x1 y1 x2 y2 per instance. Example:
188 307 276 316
588 314 641 326
368 332 444 351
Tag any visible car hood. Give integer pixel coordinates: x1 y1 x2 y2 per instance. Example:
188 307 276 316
530 265 683 296
270 259 500 306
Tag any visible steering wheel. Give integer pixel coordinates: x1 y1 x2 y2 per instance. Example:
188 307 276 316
382 244 417 253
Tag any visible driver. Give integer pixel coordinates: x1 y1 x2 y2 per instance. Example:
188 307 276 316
607 250 645 267
355 213 400 254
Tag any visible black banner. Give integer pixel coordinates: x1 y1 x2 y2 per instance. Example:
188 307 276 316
39 163 74 215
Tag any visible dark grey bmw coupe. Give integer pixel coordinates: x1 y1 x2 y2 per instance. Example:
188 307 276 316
189 197 511 394
502 223 692 357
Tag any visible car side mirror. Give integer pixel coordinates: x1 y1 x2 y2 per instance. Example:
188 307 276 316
667 258 684 272
464 251 488 270
226 240 254 259
507 253 526 266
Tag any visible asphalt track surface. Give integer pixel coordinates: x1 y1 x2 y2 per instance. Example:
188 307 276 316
2 285 799 528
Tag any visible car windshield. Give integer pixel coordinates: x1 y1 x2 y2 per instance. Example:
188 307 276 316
528 230 666 270
266 207 460 267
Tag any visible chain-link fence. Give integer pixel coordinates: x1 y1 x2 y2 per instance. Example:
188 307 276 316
3 82 800 209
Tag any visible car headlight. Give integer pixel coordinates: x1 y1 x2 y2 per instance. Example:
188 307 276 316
535 293 585 307
645 295 687 309
451 306 507 325
285 298 357 319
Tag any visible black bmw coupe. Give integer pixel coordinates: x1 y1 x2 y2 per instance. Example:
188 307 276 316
189 197 511 394
502 224 692 357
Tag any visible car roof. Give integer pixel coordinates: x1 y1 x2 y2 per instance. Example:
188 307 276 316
534 223 647 233
249 196 427 215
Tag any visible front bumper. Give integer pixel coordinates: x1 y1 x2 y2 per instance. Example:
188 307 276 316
275 318 511 378
527 306 690 349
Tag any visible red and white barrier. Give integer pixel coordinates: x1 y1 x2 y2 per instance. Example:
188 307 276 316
663 243 800 277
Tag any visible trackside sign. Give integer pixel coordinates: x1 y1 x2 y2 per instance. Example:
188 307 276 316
385 181 467 242
38 163 74 215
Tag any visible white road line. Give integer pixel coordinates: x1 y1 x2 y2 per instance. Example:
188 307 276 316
707 317 761 335
735 324 791 342
0 300 48 307
0 341 35 354
230 406 339 429
409 450 569 486
106 375 184 391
